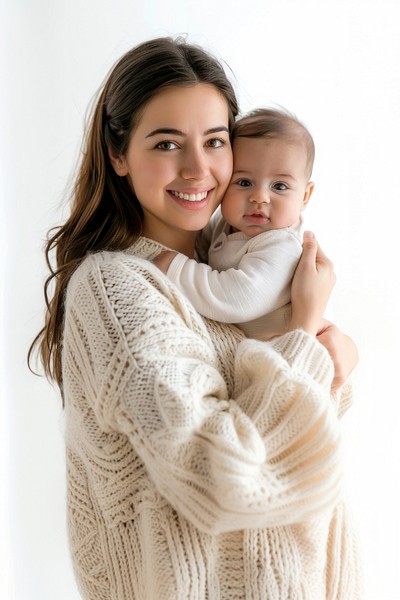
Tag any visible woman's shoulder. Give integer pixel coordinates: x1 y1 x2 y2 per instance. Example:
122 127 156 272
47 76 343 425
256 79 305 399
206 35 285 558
65 245 172 321
66 246 211 332
64 246 243 373
80 247 149 270
68 248 146 290
69 237 169 288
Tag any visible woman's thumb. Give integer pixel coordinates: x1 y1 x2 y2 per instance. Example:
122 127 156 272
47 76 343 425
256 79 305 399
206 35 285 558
302 230 333 272
302 230 318 252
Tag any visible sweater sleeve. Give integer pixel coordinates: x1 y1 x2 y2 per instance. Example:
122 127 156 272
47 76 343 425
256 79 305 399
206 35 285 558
64 252 342 535
166 230 302 322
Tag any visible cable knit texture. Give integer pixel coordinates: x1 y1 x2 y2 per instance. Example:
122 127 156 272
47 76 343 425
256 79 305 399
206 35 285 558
62 237 361 599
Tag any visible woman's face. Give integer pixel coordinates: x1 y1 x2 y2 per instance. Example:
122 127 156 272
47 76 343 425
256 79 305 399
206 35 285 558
115 84 233 252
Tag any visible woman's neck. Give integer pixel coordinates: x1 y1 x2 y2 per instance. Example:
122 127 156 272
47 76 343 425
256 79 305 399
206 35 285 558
141 226 196 258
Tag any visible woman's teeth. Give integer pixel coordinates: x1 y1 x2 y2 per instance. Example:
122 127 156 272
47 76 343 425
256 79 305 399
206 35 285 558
171 191 208 201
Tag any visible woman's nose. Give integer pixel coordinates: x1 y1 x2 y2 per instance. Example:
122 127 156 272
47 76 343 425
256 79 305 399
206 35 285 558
180 147 209 180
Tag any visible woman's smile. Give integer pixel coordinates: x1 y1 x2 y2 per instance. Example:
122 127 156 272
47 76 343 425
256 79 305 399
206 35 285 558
116 84 233 252
168 188 215 210
169 189 210 202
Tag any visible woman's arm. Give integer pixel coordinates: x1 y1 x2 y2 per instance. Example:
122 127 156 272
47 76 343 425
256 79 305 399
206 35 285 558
290 231 358 413
290 230 358 385
64 249 341 535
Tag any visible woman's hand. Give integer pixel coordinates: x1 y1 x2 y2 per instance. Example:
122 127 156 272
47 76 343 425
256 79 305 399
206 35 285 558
290 231 336 336
317 319 359 391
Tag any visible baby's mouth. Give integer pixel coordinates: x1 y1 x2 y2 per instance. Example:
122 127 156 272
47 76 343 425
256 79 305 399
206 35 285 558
245 212 271 222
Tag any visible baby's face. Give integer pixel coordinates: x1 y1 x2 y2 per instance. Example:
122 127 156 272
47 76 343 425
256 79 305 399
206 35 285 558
221 137 313 237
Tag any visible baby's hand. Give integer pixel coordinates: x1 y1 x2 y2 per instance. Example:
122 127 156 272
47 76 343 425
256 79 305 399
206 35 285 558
153 250 177 273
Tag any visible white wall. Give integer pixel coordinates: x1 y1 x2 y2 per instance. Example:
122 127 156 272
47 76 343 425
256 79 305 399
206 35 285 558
2 1 399 598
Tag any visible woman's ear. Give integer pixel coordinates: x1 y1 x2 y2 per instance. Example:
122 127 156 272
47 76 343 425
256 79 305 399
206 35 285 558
302 181 314 210
108 147 129 176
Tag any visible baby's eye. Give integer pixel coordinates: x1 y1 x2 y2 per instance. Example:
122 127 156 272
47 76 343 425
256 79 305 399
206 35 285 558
237 179 253 187
155 141 179 151
272 182 288 191
206 138 226 148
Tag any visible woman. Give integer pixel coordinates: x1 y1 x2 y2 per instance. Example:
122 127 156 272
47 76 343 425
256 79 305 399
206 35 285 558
31 37 360 599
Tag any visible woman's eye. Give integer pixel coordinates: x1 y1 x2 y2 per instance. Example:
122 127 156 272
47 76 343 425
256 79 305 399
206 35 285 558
206 137 226 148
155 141 178 151
272 182 288 191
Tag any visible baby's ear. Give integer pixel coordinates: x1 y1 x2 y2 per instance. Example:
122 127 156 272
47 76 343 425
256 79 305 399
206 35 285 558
108 147 129 176
302 181 314 209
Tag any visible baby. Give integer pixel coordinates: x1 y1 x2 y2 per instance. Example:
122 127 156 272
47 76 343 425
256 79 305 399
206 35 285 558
155 108 315 340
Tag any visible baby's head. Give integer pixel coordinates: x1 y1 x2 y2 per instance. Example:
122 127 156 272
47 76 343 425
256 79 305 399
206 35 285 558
221 108 315 237
233 108 315 179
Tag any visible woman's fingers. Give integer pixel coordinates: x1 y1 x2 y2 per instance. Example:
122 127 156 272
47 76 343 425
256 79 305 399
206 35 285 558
303 231 335 274
290 232 335 335
317 320 359 390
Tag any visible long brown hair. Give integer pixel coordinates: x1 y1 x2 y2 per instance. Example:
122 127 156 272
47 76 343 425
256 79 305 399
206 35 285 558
29 36 239 389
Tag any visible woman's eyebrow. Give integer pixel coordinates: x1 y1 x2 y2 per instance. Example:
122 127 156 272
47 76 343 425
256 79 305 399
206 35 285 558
206 126 229 135
146 126 229 138
146 128 184 138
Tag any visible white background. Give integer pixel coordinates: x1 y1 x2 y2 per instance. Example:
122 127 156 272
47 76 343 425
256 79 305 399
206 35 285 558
2 1 400 598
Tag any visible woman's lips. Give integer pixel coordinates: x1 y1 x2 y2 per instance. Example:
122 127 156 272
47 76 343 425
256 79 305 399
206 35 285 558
168 189 214 210
170 190 209 202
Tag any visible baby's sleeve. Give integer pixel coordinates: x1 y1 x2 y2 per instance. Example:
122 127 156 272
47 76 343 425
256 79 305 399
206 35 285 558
167 230 302 323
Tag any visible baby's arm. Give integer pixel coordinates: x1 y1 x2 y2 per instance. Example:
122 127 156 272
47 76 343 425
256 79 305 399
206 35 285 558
154 236 359 398
154 231 302 323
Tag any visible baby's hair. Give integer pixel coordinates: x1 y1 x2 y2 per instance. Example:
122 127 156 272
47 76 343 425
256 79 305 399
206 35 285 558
233 108 315 179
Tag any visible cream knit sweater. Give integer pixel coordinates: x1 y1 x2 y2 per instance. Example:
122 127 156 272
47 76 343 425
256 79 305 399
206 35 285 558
63 237 361 600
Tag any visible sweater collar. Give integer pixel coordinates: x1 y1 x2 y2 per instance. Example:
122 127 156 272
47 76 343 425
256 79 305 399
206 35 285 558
124 237 171 261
